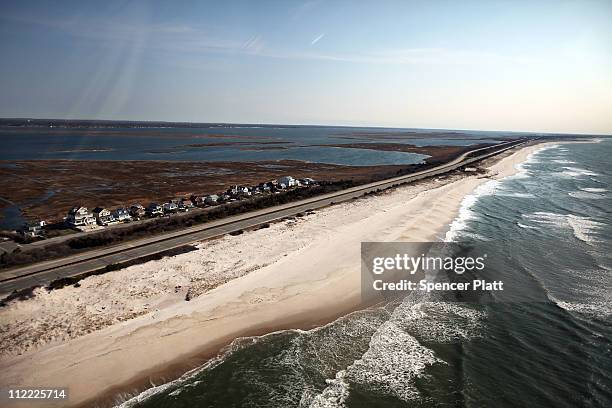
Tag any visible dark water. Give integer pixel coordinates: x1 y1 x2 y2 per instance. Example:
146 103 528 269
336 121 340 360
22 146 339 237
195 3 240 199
0 126 510 165
0 189 56 230
117 139 611 408
0 125 515 230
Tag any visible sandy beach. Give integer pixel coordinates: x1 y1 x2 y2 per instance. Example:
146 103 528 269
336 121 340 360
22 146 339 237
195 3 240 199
0 142 550 407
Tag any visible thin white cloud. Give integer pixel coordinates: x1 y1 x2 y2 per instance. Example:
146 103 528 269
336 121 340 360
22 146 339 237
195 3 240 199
247 47 535 66
2 12 533 67
311 33 325 45
1 12 243 53
242 35 265 53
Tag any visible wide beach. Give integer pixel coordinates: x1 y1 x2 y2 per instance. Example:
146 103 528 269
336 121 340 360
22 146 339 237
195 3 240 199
0 142 550 407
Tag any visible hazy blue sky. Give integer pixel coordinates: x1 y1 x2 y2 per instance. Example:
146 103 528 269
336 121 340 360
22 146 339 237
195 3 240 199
1 0 611 133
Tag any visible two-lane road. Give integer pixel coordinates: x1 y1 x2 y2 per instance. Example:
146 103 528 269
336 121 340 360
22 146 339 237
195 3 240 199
0 139 528 297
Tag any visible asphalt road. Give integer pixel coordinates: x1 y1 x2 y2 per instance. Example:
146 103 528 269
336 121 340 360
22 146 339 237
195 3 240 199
0 139 527 297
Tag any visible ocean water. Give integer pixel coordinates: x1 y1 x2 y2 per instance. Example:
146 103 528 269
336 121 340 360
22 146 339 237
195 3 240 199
119 139 611 407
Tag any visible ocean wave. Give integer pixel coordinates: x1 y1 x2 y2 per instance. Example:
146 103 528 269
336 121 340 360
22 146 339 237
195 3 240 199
568 191 605 200
580 187 607 193
497 192 535 198
552 159 576 164
115 338 241 407
444 144 551 242
445 180 498 241
513 157 534 178
560 166 600 178
117 308 385 408
344 322 439 401
308 301 485 407
537 143 560 152
566 215 605 243
393 302 485 343
556 301 612 318
517 222 538 230
548 295 612 320
115 330 291 407
308 324 437 406
307 370 351 408
511 143 559 178
522 212 604 244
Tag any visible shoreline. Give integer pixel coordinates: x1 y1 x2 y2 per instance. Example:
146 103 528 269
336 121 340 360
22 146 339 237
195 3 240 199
0 141 557 407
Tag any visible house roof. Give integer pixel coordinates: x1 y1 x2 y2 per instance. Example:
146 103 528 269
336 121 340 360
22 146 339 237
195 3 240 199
69 206 87 213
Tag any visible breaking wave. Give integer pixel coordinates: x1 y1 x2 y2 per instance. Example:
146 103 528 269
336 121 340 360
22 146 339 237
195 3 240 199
445 180 498 241
560 166 600 178
580 187 607 193
308 302 485 407
568 191 605 200
522 212 604 244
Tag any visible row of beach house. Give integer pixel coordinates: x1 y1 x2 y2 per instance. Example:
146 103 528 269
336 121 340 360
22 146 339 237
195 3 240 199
21 176 316 237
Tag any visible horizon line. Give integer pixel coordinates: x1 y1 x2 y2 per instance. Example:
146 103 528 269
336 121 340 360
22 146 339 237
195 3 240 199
0 116 610 137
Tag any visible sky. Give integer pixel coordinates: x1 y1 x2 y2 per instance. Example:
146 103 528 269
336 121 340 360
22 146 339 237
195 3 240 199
0 0 611 134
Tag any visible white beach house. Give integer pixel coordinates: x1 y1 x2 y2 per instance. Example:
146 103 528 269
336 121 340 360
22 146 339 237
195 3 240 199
20 220 46 238
277 176 296 188
93 207 116 226
66 206 96 227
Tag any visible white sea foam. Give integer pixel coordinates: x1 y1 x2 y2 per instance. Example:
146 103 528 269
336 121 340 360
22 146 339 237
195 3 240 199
308 321 438 407
567 215 605 243
517 222 538 230
393 302 486 343
443 141 564 242
560 166 599 178
307 371 351 407
548 280 612 320
580 187 607 193
568 191 605 200
513 156 534 179
309 301 485 407
115 339 238 407
538 143 560 152
498 141 557 182
345 322 439 400
497 191 534 198
522 212 605 244
512 145 544 177
118 308 383 408
116 325 318 407
552 159 576 164
552 299 612 319
445 180 498 241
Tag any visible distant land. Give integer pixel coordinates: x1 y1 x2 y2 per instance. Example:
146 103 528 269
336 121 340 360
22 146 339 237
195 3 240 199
1 118 608 138
1 118 345 130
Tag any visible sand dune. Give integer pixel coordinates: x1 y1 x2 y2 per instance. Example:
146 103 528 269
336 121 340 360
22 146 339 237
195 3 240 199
0 143 548 407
